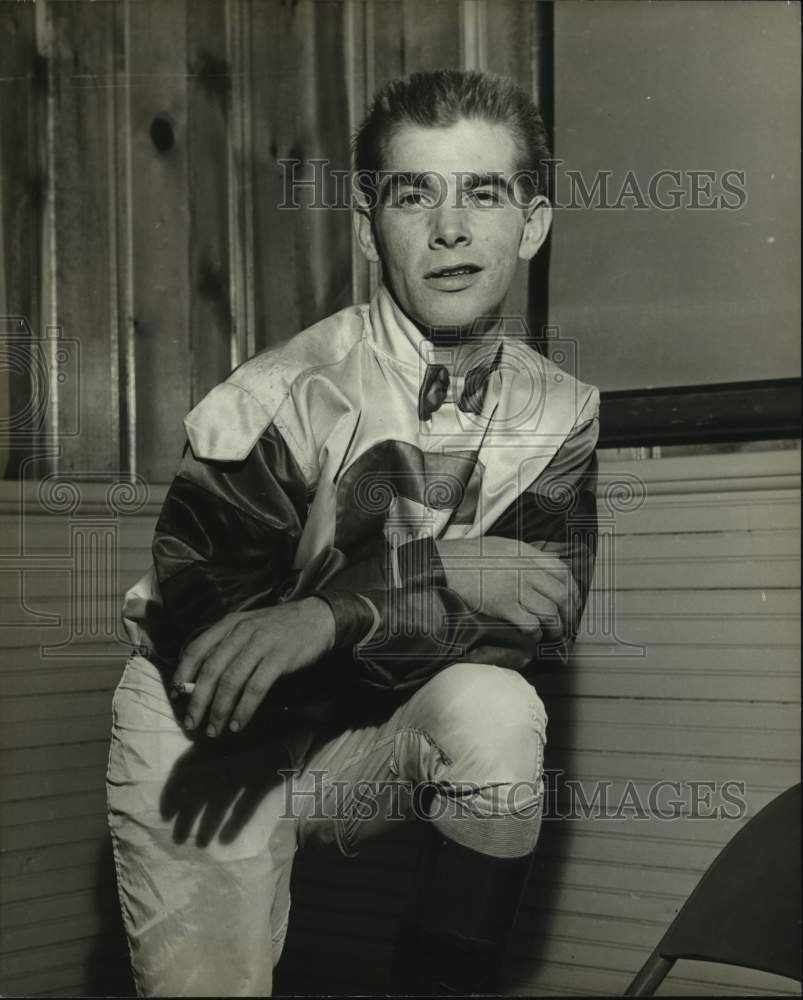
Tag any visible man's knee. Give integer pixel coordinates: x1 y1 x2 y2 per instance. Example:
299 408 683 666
412 662 547 785
402 664 546 857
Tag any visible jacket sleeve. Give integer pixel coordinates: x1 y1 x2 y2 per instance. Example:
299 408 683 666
481 402 599 665
150 422 445 667
151 424 311 662
306 399 600 693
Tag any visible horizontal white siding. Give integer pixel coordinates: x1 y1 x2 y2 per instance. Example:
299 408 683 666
0 450 800 996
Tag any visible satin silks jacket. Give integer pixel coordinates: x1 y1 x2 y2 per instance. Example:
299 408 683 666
122 285 600 710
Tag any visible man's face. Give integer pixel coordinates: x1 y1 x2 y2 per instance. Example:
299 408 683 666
356 118 551 333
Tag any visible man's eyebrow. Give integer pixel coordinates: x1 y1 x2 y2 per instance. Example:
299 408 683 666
373 169 519 205
460 172 515 194
377 171 512 189
379 171 441 188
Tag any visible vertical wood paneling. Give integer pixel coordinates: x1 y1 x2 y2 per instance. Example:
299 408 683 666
362 0 403 303
3 0 553 478
0 1 47 480
401 0 462 72
49 1 120 475
483 0 530 81
126 0 192 482
344 0 373 305
225 0 257 367
526 0 553 351
249 0 353 351
369 0 404 91
483 0 544 331
187 0 235 407
460 0 487 70
109 0 136 478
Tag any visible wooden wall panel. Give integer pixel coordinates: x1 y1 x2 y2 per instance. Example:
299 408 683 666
478 0 536 324
400 0 461 72
48 2 120 475
368 0 404 91
249 0 354 351
186 0 237 407
126 0 193 483
484 0 536 86
0 1 47 480
2 0 554 478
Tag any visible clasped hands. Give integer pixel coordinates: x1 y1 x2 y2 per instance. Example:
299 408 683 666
173 535 578 738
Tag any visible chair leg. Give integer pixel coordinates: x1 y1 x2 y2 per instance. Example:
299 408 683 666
625 951 675 996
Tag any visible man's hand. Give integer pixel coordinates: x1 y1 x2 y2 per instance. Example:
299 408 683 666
173 597 336 738
434 535 581 645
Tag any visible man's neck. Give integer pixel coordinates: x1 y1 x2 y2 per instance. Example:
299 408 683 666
423 312 505 346
370 284 507 378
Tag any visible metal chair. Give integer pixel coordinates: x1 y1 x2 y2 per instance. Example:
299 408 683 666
625 782 802 995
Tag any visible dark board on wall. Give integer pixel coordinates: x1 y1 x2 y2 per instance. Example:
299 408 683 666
550 1 801 392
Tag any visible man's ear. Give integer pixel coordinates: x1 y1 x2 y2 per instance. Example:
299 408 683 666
353 197 381 265
518 196 552 262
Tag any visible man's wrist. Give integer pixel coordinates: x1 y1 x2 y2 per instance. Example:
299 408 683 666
306 589 376 649
302 596 338 654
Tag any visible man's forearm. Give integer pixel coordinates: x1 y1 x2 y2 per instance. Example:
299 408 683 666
308 534 544 692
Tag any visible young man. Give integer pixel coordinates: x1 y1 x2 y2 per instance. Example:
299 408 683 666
108 69 599 996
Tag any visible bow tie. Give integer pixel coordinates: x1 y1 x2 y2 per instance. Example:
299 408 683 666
417 343 504 421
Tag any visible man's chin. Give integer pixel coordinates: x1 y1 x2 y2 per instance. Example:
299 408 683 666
410 294 505 338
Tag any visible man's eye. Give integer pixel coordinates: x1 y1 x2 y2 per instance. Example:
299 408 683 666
396 190 435 208
468 188 501 206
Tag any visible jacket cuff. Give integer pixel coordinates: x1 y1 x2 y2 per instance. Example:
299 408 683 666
395 535 448 590
308 589 377 648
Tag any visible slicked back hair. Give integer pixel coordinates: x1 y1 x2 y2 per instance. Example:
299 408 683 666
353 69 552 204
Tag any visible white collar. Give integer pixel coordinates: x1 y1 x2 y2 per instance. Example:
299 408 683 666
368 284 506 386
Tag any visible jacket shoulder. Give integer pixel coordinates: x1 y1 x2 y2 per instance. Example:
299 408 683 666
183 305 366 462
514 340 600 426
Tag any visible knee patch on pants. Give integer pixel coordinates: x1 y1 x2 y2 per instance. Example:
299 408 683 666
394 663 548 858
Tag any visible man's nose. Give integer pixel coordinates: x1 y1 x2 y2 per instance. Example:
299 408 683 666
429 205 472 250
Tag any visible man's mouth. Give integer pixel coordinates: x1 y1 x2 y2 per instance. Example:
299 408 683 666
425 264 483 279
